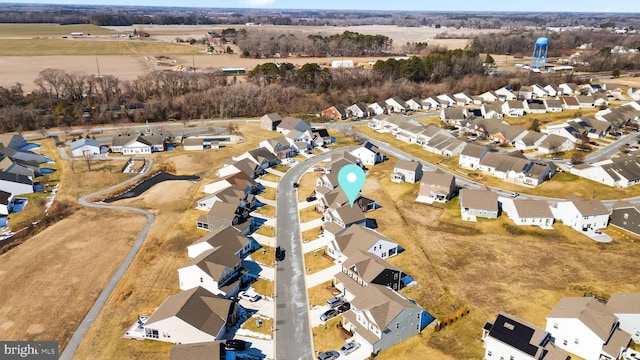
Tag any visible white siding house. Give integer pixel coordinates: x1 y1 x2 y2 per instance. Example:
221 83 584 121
550 196 609 234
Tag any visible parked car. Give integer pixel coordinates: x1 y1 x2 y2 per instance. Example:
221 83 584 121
336 302 350 313
306 196 317 202
225 339 248 350
511 192 520 198
239 291 261 302
565 161 574 168
293 182 299 188
589 141 600 146
320 309 339 322
326 296 344 308
275 246 285 261
552 156 562 160
317 350 340 360
340 341 360 355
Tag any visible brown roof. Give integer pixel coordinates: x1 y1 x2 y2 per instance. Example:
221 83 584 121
460 188 498 211
221 171 258 190
181 243 242 276
420 170 454 190
460 143 489 158
607 292 640 314
170 342 224 360
343 250 401 283
560 96 580 106
145 287 234 337
547 297 618 341
335 225 394 257
514 199 553 218
332 205 366 225
602 327 632 357
190 225 246 248
568 196 609 216
394 159 421 172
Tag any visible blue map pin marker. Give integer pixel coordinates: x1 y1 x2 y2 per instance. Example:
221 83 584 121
338 164 366 207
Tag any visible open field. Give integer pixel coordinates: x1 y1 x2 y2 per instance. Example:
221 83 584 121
0 23 115 36
0 38 203 56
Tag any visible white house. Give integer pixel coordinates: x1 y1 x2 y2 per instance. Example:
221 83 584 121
0 190 14 216
503 198 554 229
385 96 410 113
368 101 388 115
405 98 423 111
422 96 442 110
495 86 517 100
186 225 255 259
350 142 384 166
544 84 559 97
391 159 423 184
326 224 401 264
537 134 574 154
546 297 632 360
502 100 525 117
550 196 609 234
415 170 456 204
479 90 500 103
347 103 370 119
143 286 242 344
0 172 33 195
482 313 570 360
436 93 457 107
70 138 101 157
177 246 245 298
607 292 640 343
458 143 489 170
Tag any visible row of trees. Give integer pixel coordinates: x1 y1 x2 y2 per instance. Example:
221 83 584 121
234 30 393 59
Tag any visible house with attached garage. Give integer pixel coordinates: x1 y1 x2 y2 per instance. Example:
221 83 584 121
436 93 457 108
0 134 27 151
558 82 580 95
523 99 547 114
495 86 517 101
545 296 632 360
570 157 640 188
233 147 280 170
415 170 456 204
204 171 261 195
321 104 349 120
216 158 264 179
275 116 311 135
531 83 549 98
326 224 401 264
609 201 640 236
0 156 39 178
544 99 564 112
196 200 254 235
502 199 554 229
537 134 574 154
335 272 434 356
576 95 596 108
391 159 423 184
560 96 580 110
549 196 609 234
454 91 474 106
195 186 248 212
350 141 385 166
394 122 426 144
260 112 282 131
544 84 559 97
186 225 257 259
502 100 526 117
177 243 257 298
405 98 423 111
422 96 442 110
111 134 164 154
316 186 377 214
259 136 295 159
143 286 243 344
518 85 535 100
458 143 490 170
482 312 570 360
440 107 468 125
459 187 499 221
70 137 101 157
481 103 503 119
607 292 640 343
385 96 410 113
368 101 389 115
347 102 370 119
341 250 406 291
514 131 546 151
478 90 501 103
324 204 367 229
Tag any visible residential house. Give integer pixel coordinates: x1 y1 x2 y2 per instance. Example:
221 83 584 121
435 138 467 157
178 243 255 298
458 143 489 170
70 137 101 157
276 117 311 135
537 134 574 154
518 85 535 100
203 171 260 195
394 122 426 144
460 187 499 221
182 137 206 151
216 158 264 179
324 205 367 229
422 96 442 110
502 100 526 117
544 99 564 112
531 83 549 98
368 101 389 115
316 186 377 214
550 196 609 233
196 186 247 212
260 112 282 131
170 341 227 360
628 87 640 101
599 157 640 187
440 108 468 125
0 134 27 151
593 93 609 107
391 159 423 184
347 103 370 119
454 91 474 106
0 171 33 195
603 83 625 98
609 201 640 236
544 84 560 97
259 136 295 159
341 250 405 291
523 99 547 114
350 142 384 166
143 287 242 344
405 98 423 111
196 200 253 234
385 97 410 113
576 95 596 108
482 312 570 360
436 93 457 107
415 170 456 204
582 83 602 95
0 156 39 178
514 131 546 151
233 147 279 170
321 104 349 120
0 190 14 216
479 90 501 103
481 103 503 119
336 272 434 355
285 129 312 151
495 86 517 101
607 292 640 343
558 83 580 95
546 297 631 360
186 225 256 259
311 128 332 148
560 96 580 110
326 224 401 264
503 199 554 228
478 152 554 186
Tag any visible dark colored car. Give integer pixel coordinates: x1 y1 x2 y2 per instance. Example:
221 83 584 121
225 339 248 350
306 196 317 202
293 182 299 188
320 309 339 321
275 246 285 261
336 302 351 313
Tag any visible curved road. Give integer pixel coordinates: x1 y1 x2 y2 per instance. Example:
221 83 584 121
275 150 337 360
60 158 155 360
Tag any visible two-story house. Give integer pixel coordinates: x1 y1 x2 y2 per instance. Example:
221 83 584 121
550 196 609 234
326 224 401 264
391 159 423 184
415 170 456 204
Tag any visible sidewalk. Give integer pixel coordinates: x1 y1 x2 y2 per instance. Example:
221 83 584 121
252 233 275 247
305 264 341 288
300 217 324 232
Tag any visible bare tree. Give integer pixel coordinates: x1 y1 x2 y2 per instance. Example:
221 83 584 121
82 151 94 171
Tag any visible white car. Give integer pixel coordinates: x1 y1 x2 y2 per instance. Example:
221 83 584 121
340 341 360 355
239 291 261 302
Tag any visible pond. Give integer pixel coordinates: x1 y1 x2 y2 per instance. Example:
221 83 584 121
104 172 199 203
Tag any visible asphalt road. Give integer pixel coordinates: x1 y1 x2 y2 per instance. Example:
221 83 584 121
275 150 335 360
59 159 155 360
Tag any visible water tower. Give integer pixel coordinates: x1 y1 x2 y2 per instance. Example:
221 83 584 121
530 37 549 71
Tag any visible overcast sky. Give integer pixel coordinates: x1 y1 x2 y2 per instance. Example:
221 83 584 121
2 0 639 12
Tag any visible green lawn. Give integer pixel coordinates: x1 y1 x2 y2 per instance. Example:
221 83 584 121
0 38 201 56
